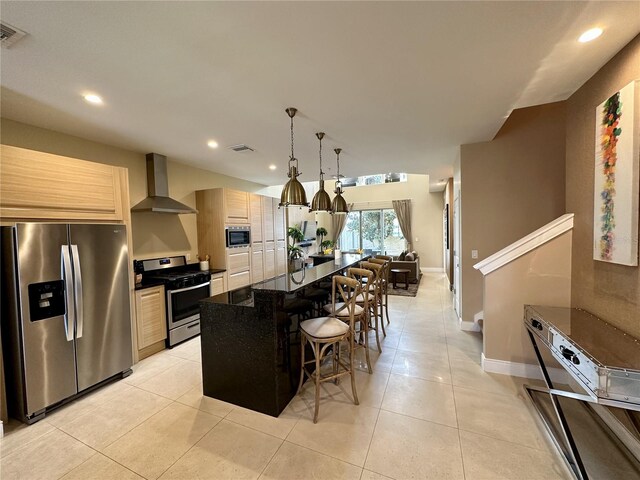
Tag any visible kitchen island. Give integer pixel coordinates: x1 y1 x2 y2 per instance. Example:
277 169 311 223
199 254 368 417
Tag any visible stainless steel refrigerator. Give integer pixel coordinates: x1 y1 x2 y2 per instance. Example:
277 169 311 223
1 223 133 423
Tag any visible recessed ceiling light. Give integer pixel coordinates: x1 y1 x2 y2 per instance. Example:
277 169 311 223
269 164 277 171
579 28 603 43
83 93 103 105
207 140 219 149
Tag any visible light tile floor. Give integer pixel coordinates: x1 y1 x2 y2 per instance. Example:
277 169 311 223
1 273 572 480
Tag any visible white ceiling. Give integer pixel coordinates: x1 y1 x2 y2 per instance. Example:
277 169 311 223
1 2 639 190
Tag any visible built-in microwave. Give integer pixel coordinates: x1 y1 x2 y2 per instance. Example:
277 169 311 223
225 226 251 248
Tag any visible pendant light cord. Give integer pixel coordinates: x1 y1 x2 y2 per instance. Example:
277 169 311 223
290 115 294 162
319 135 324 180
335 148 343 194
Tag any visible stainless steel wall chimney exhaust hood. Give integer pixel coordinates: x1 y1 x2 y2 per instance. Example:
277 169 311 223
131 153 198 214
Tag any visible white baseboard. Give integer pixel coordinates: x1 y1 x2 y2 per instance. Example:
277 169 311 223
481 353 568 383
459 316 482 332
420 267 444 273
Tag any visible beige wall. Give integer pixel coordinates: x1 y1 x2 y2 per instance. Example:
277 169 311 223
460 102 567 323
483 231 572 365
566 34 640 338
1 118 265 260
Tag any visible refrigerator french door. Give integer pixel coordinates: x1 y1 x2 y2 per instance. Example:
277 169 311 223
1 223 132 423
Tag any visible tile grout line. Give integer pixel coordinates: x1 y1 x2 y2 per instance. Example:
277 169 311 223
359 296 403 477
256 438 287 479
439 276 468 480
148 404 224 480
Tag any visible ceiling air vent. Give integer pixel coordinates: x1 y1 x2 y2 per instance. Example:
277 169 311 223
228 144 255 153
1 22 27 48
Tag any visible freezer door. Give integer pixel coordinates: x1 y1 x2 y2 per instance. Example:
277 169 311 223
14 223 78 415
69 224 132 391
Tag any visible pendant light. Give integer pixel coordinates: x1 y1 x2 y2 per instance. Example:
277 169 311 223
331 148 348 215
309 132 332 212
279 107 309 208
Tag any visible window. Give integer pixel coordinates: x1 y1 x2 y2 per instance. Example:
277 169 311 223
342 173 407 188
339 209 405 255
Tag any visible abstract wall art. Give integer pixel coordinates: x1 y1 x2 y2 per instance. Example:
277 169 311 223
593 79 639 266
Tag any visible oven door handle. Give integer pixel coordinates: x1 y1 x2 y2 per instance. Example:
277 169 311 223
169 281 211 295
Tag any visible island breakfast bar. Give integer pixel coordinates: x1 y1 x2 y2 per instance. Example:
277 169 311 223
199 254 369 417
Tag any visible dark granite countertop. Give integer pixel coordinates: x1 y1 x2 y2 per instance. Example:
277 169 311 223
252 253 369 294
134 279 165 290
209 268 226 275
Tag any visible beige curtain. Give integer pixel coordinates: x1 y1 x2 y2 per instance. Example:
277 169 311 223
332 203 353 248
392 199 412 250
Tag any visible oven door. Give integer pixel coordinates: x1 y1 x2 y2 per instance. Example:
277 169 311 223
167 282 211 329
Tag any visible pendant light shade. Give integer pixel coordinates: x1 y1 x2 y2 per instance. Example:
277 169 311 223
310 132 332 212
331 148 349 215
279 107 309 208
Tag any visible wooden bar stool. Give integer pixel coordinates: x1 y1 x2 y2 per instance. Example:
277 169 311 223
371 257 391 325
297 275 361 423
348 267 375 371
360 261 386 342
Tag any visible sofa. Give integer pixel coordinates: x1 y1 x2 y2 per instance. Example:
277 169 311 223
390 252 420 284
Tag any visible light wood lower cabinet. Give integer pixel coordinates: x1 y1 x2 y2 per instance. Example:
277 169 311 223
211 274 225 295
226 247 250 274
227 270 251 290
252 249 264 283
264 242 276 279
135 285 167 359
276 240 286 276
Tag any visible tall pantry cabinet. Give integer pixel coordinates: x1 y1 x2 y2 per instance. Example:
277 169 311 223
196 188 286 293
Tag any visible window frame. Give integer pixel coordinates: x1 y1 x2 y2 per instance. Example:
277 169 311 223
340 208 406 255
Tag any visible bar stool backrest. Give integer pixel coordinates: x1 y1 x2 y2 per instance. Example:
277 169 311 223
332 275 360 326
368 258 386 266
375 255 392 261
347 267 373 310
368 258 390 290
360 261 383 296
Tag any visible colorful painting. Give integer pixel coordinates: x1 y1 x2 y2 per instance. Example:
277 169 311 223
593 80 639 266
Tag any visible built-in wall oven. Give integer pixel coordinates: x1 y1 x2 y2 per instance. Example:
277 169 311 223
136 256 212 347
226 226 251 248
166 278 210 346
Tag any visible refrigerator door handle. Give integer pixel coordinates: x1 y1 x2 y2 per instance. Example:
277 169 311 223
61 245 75 342
71 244 84 338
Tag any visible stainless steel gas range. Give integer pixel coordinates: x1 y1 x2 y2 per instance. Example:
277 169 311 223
135 256 216 347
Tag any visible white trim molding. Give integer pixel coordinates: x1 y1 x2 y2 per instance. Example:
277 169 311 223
421 267 444 273
459 315 482 332
473 213 574 275
481 353 569 384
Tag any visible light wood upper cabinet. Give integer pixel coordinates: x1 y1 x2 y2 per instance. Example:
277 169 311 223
135 285 166 351
224 189 249 224
274 200 285 241
0 145 124 221
262 196 275 243
249 193 263 244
